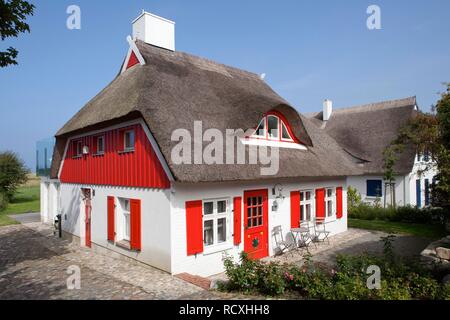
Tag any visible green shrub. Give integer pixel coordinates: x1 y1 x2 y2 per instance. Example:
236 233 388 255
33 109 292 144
221 241 450 299
0 192 7 211
222 253 260 293
348 203 447 225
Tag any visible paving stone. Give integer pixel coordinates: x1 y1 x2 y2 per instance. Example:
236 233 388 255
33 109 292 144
0 223 204 300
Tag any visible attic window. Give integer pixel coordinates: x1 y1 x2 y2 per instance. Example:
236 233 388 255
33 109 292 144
73 140 82 158
250 112 294 142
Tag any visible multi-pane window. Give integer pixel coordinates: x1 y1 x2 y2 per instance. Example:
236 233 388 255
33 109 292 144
73 140 82 157
325 188 335 217
124 130 135 151
203 199 229 247
96 135 105 154
267 115 279 139
246 196 264 228
250 113 294 142
300 190 313 221
367 180 382 197
119 198 131 241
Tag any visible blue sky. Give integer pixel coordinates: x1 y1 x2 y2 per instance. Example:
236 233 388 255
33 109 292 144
1 0 450 170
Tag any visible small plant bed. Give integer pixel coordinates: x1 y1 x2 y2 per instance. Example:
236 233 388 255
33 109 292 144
349 218 447 239
219 237 450 300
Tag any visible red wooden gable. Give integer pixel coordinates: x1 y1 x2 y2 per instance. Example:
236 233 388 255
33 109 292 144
60 124 170 189
126 51 140 70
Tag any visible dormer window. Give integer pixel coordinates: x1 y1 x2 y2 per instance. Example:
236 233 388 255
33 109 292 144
243 111 306 150
250 112 294 142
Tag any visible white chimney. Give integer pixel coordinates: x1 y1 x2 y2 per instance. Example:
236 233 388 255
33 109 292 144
132 11 175 51
323 99 333 121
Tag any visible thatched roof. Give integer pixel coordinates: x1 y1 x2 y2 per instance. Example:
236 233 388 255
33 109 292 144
306 97 417 175
51 40 362 182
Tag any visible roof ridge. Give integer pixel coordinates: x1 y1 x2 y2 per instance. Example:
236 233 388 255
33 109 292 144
305 96 417 118
331 96 416 115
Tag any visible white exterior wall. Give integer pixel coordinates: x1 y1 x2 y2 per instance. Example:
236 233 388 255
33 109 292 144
347 175 409 206
58 183 172 272
170 178 348 277
40 178 60 224
407 157 437 207
347 156 437 208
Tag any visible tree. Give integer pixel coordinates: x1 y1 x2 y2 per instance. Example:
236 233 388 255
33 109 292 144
383 83 450 212
0 0 34 67
0 151 28 201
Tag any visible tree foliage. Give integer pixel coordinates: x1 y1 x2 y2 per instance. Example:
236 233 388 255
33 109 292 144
383 84 450 211
0 151 28 201
0 0 34 67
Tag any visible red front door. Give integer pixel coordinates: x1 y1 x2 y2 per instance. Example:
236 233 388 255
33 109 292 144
243 189 269 259
82 188 92 248
85 201 91 248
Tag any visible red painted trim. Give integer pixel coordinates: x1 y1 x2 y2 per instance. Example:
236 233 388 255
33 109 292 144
315 188 325 218
60 124 170 189
243 189 269 260
290 191 300 228
130 199 141 251
107 196 115 241
186 200 203 256
233 197 242 245
126 51 140 69
336 187 343 219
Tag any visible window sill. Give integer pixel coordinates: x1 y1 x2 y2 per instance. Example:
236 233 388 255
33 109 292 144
72 155 82 159
118 149 135 154
93 152 104 157
203 242 233 255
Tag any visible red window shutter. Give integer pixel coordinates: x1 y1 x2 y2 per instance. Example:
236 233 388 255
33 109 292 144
107 196 115 241
130 199 141 251
186 200 203 256
290 191 300 228
316 188 325 218
233 197 242 245
336 187 343 219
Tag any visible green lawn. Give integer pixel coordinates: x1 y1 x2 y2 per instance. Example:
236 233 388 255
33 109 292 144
0 185 40 226
348 218 447 239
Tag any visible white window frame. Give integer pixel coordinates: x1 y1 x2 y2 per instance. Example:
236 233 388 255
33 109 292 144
325 187 336 219
124 130 135 151
96 135 105 155
300 190 314 223
267 115 280 140
202 198 232 254
118 198 131 242
73 140 82 158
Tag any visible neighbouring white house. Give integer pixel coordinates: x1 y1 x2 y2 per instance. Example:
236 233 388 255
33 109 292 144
307 98 437 208
38 11 434 278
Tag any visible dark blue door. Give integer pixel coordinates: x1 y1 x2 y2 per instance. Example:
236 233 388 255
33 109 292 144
425 179 430 206
416 179 421 208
